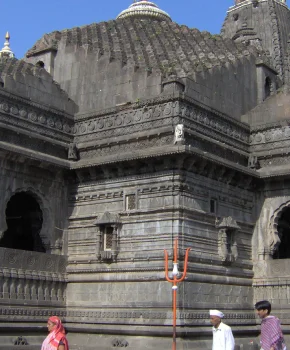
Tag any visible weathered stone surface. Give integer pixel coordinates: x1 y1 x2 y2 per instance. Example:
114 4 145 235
2 0 290 349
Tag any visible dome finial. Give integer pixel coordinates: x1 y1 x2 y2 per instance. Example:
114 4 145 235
117 1 171 21
0 31 15 58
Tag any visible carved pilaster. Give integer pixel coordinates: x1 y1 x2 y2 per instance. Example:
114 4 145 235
96 227 102 260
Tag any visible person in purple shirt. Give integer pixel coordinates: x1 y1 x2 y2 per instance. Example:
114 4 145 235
255 300 287 350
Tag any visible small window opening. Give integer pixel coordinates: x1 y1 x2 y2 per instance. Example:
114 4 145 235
36 61 45 68
125 194 136 210
264 77 271 100
103 226 113 251
210 199 217 214
226 230 234 254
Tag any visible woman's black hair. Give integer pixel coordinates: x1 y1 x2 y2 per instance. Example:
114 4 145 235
254 300 271 314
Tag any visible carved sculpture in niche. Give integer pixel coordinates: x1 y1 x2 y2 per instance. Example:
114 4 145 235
68 143 78 160
268 201 290 259
174 124 185 144
248 155 260 169
94 212 121 262
217 217 240 263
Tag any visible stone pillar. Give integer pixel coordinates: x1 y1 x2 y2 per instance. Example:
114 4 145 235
112 225 118 261
96 227 102 260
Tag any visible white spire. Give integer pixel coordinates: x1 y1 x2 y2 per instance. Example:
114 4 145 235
0 32 15 58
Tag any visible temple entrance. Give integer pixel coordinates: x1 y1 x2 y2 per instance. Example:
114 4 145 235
0 192 45 252
273 207 290 259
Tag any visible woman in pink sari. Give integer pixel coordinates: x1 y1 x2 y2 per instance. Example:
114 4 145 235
41 316 69 350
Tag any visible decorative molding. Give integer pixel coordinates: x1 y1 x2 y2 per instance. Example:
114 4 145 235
0 248 67 274
0 307 255 322
0 98 74 140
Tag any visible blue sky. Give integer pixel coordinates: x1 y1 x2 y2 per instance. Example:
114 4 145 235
0 0 234 59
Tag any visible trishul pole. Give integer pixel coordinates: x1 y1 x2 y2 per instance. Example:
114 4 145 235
164 239 190 350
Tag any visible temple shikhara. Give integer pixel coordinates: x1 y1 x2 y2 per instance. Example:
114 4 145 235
1 0 290 349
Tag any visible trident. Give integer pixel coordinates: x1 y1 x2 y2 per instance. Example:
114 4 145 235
164 239 191 350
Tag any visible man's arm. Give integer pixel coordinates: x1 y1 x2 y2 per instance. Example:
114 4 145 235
225 328 235 350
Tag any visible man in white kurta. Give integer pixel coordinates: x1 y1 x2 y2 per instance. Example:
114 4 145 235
210 310 235 350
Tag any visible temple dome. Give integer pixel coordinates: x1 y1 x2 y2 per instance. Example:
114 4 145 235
116 1 171 22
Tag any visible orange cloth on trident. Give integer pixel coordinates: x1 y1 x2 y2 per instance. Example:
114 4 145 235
41 316 69 350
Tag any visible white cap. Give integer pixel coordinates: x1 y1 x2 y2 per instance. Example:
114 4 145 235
209 310 224 318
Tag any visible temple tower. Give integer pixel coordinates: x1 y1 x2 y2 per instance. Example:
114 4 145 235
222 0 290 81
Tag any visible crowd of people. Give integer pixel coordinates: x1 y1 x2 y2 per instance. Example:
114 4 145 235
41 300 286 350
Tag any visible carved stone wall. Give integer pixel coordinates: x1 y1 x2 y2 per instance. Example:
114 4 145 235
63 166 255 349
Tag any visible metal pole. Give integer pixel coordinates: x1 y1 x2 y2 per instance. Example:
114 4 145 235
164 239 190 350
173 287 177 350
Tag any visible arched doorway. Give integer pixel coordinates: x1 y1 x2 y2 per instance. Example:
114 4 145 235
0 192 45 252
273 207 290 259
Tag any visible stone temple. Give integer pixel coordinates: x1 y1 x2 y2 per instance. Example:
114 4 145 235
1 0 290 348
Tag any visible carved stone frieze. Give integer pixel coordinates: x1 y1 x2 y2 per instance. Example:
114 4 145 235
74 98 250 160
259 156 290 167
69 190 123 202
74 102 178 142
180 103 249 145
0 307 255 322
250 127 290 147
0 248 67 273
0 97 74 141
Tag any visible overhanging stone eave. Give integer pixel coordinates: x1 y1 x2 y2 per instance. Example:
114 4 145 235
71 144 260 178
71 145 185 169
26 46 57 58
0 141 70 169
186 145 259 178
257 165 290 178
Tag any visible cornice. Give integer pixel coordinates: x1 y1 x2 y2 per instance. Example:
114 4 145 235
0 140 71 169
